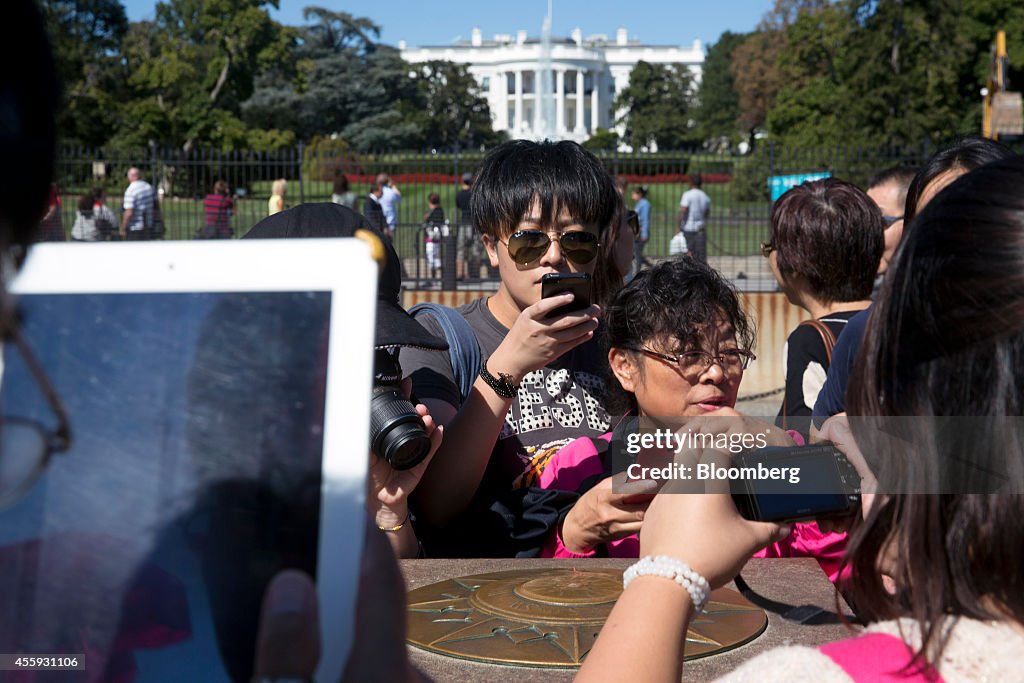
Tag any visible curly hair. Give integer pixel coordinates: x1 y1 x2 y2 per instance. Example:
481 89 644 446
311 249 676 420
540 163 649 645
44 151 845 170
603 257 754 414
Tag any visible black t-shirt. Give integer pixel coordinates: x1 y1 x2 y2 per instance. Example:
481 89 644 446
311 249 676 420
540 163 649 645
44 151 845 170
400 297 610 556
424 206 445 225
455 188 472 225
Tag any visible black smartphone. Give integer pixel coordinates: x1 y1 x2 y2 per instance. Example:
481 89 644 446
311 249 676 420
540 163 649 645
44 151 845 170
541 272 592 317
730 443 861 522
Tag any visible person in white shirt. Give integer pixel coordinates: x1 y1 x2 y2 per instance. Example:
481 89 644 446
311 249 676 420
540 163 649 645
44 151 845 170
120 167 155 240
678 174 711 263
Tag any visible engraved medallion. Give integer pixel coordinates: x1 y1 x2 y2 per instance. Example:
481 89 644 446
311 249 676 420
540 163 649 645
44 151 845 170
407 568 766 667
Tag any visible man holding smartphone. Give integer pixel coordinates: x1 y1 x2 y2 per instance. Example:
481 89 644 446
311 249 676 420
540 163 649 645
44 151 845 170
402 140 619 557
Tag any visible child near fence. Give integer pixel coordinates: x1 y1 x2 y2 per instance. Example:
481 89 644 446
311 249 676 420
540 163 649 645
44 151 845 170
423 192 446 277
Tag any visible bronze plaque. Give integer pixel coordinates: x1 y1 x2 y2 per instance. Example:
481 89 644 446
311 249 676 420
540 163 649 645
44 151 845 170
407 567 766 668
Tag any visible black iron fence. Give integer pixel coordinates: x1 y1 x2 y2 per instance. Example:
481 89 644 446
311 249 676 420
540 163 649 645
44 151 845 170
51 140 1023 289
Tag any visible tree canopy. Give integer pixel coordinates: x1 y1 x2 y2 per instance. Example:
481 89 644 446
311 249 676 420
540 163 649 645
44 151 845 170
42 0 1024 151
615 61 698 150
43 1 503 151
726 0 1024 148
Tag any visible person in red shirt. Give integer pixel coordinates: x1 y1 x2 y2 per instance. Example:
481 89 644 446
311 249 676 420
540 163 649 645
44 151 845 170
200 180 235 239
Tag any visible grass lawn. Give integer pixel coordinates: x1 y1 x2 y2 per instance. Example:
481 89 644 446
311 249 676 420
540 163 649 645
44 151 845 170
56 179 771 258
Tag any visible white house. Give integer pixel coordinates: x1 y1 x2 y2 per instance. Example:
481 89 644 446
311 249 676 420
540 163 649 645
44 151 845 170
399 27 703 143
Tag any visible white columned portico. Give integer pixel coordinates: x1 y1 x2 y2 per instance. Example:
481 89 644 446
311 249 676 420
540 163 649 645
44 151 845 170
514 70 524 133
400 29 706 143
575 70 585 133
555 69 565 134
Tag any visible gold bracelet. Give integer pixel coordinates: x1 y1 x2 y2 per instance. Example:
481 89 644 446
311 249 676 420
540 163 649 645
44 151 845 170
377 509 410 533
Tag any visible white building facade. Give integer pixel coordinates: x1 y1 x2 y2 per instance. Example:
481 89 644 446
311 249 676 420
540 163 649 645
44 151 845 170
399 27 703 144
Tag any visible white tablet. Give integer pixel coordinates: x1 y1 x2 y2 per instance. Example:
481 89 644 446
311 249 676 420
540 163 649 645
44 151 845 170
0 240 376 682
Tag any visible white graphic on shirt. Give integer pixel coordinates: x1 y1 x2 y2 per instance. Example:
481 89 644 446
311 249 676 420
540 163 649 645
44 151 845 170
500 369 609 439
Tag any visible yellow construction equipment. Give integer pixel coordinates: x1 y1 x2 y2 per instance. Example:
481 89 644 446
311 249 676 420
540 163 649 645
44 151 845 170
983 31 1023 139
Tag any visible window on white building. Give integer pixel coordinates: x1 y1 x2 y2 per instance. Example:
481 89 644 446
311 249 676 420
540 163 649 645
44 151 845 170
584 73 594 95
482 76 490 90
507 72 515 95
508 102 516 129
565 101 576 130
523 101 535 130
522 71 535 94
565 70 577 94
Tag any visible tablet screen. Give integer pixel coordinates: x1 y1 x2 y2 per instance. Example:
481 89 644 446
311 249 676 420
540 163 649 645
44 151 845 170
0 290 334 681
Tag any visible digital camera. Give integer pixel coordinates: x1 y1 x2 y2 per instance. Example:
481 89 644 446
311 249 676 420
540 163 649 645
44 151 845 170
730 443 861 522
369 349 431 470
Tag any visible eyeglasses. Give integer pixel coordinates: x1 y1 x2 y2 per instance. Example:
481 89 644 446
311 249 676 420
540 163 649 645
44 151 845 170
500 230 601 266
760 242 775 258
624 345 756 376
0 325 72 510
626 210 640 237
882 215 903 226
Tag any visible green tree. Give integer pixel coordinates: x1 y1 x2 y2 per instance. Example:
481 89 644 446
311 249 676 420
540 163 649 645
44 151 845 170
113 0 294 150
300 6 380 53
695 31 748 147
615 61 697 150
582 128 620 152
405 60 503 149
242 7 419 148
766 3 863 145
763 0 1006 147
41 0 129 146
730 0 829 147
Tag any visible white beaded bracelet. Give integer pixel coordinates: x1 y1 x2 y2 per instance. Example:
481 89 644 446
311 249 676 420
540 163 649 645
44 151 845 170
622 555 711 613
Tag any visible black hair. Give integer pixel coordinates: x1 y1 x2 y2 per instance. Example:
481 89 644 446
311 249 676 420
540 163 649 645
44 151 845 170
333 173 349 194
78 192 94 213
904 136 1015 223
469 140 618 239
604 257 754 414
633 185 648 198
0 0 60 268
770 177 884 303
593 193 627 307
847 155 1024 670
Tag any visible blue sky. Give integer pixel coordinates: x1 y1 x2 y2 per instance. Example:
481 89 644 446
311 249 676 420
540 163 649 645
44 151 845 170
120 1 775 49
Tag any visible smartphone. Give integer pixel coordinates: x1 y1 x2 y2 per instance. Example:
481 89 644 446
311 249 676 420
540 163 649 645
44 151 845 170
541 272 592 318
730 443 861 522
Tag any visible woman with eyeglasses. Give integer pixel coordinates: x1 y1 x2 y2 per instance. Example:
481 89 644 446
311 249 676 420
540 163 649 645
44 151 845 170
400 139 621 558
537 257 836 564
763 178 883 439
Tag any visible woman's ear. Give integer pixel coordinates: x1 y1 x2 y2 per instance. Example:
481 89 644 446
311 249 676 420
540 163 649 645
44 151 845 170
609 347 639 393
482 234 500 268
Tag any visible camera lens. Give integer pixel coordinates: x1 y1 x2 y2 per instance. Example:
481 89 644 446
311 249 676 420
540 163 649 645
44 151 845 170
369 385 431 470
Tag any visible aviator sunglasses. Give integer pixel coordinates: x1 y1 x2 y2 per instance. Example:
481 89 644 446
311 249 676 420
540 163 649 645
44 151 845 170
500 230 601 266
